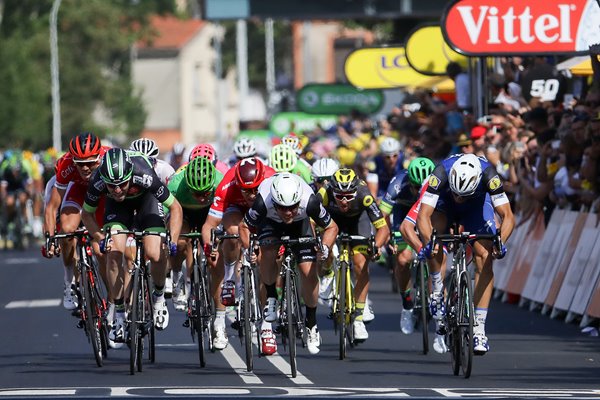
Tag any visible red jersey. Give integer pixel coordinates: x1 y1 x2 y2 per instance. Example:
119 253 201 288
404 182 429 226
54 146 110 190
208 164 275 219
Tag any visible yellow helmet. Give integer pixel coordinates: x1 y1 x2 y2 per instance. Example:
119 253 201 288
331 168 359 193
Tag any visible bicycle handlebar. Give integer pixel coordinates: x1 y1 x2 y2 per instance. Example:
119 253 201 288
337 233 376 255
431 229 503 254
259 235 322 248
46 229 91 257
104 229 170 245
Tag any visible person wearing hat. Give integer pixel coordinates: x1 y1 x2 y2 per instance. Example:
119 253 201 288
470 125 488 157
456 133 474 154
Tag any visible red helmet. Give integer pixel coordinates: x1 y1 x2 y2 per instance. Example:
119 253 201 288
69 132 101 159
235 157 265 189
189 143 216 161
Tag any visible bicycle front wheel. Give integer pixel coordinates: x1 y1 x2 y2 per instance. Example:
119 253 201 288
129 268 142 375
285 268 297 378
192 263 206 367
458 271 474 378
143 272 155 366
82 266 103 367
338 261 348 360
243 265 253 372
417 260 429 355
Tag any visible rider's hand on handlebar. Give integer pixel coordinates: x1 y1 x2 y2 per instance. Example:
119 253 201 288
493 241 507 259
417 240 434 261
168 241 177 257
243 247 258 264
319 244 330 261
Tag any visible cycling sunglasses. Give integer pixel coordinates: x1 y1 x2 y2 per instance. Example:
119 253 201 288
240 187 258 195
192 190 212 199
333 191 357 201
274 203 300 212
73 156 100 166
105 180 129 189
315 177 330 184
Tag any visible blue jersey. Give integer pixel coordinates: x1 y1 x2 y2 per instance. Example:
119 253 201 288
380 170 419 230
372 153 404 199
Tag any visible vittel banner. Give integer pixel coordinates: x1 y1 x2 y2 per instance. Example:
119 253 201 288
442 0 600 55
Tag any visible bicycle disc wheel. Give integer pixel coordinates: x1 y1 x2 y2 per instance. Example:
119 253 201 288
458 271 474 378
285 268 297 378
129 269 141 375
338 261 348 360
243 265 253 372
417 260 429 355
193 263 206 367
82 268 103 367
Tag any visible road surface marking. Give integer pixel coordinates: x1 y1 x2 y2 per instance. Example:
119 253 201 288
5 299 61 309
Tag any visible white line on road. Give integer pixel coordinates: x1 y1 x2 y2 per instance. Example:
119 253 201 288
5 299 61 309
0 389 76 396
5 258 40 265
220 342 263 384
165 388 251 395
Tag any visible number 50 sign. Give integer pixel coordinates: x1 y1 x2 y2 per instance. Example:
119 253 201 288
530 79 560 101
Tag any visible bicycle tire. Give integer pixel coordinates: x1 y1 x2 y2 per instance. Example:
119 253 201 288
458 270 474 378
129 267 141 375
338 261 348 360
91 259 109 359
417 260 429 355
243 264 253 372
144 272 155 365
285 268 297 378
82 266 103 367
201 260 215 354
193 262 206 367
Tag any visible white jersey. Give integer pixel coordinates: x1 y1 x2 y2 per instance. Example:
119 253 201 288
44 175 57 206
154 158 175 184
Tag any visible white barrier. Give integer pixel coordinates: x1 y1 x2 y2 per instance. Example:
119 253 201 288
493 213 532 293
568 225 600 324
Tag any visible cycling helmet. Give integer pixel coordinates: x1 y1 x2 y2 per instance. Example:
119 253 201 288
99 148 133 185
311 158 339 179
69 132 102 159
407 157 435 186
189 143 217 161
233 137 257 158
270 172 302 206
235 157 265 189
380 137 401 155
269 144 298 172
281 135 302 155
185 156 216 192
172 142 185 156
331 168 359 192
448 154 482 197
130 138 159 158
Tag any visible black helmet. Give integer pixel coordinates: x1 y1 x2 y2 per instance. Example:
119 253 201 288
99 148 133 185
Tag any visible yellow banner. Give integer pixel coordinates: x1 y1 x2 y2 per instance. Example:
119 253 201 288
405 25 467 76
344 47 432 89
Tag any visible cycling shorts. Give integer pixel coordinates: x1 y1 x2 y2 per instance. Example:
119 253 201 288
61 182 105 227
258 217 316 263
103 191 166 232
436 193 496 235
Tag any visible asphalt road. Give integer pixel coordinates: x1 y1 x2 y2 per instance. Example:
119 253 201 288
0 248 599 399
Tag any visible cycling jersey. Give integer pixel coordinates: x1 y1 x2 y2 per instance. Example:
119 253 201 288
380 170 420 230
54 146 110 191
291 161 313 184
208 164 276 219
244 175 331 228
0 158 31 192
318 183 386 230
421 154 509 234
83 153 175 212
404 182 429 226
372 154 404 198
167 167 224 210
153 158 175 184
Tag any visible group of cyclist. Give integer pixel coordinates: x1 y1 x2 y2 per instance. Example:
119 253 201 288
40 128 513 360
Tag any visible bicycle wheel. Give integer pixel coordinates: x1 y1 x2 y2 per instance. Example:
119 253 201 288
82 266 103 367
458 270 474 378
144 272 155 366
243 265 253 372
446 276 461 376
417 260 429 355
285 268 297 378
338 261 348 360
201 261 215 353
129 268 141 375
192 262 206 367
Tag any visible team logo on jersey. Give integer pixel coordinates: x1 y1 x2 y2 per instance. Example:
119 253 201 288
156 186 164 197
488 176 502 191
428 175 440 189
363 195 374 207
133 174 153 187
94 180 105 191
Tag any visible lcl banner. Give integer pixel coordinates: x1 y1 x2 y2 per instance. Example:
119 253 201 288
442 0 600 55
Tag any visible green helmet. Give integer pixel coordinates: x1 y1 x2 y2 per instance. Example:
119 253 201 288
185 156 216 192
269 144 298 172
407 157 435 186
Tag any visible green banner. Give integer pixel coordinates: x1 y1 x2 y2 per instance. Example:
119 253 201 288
269 112 337 136
296 84 384 115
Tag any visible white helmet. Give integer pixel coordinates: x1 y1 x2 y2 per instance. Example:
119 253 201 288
234 137 256 158
281 135 302 155
130 138 159 158
312 158 339 179
449 154 483 196
270 173 302 206
380 137 401 155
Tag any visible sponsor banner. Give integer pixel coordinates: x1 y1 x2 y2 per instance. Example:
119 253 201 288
296 84 384 115
405 24 467 76
442 0 600 55
344 47 432 89
269 112 337 136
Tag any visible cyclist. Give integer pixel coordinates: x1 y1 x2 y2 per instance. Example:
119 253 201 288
379 157 435 335
42 133 109 311
188 143 229 175
239 172 338 356
167 142 186 170
281 134 311 169
81 148 183 343
310 157 339 193
0 151 33 245
228 137 257 167
167 157 230 348
416 153 514 354
372 137 404 199
269 144 312 184
130 138 175 184
317 168 390 341
202 157 275 309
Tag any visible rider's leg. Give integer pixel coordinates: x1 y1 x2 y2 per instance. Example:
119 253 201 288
222 211 243 286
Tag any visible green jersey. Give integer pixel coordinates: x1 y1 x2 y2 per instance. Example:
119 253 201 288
167 167 224 210
292 160 313 184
